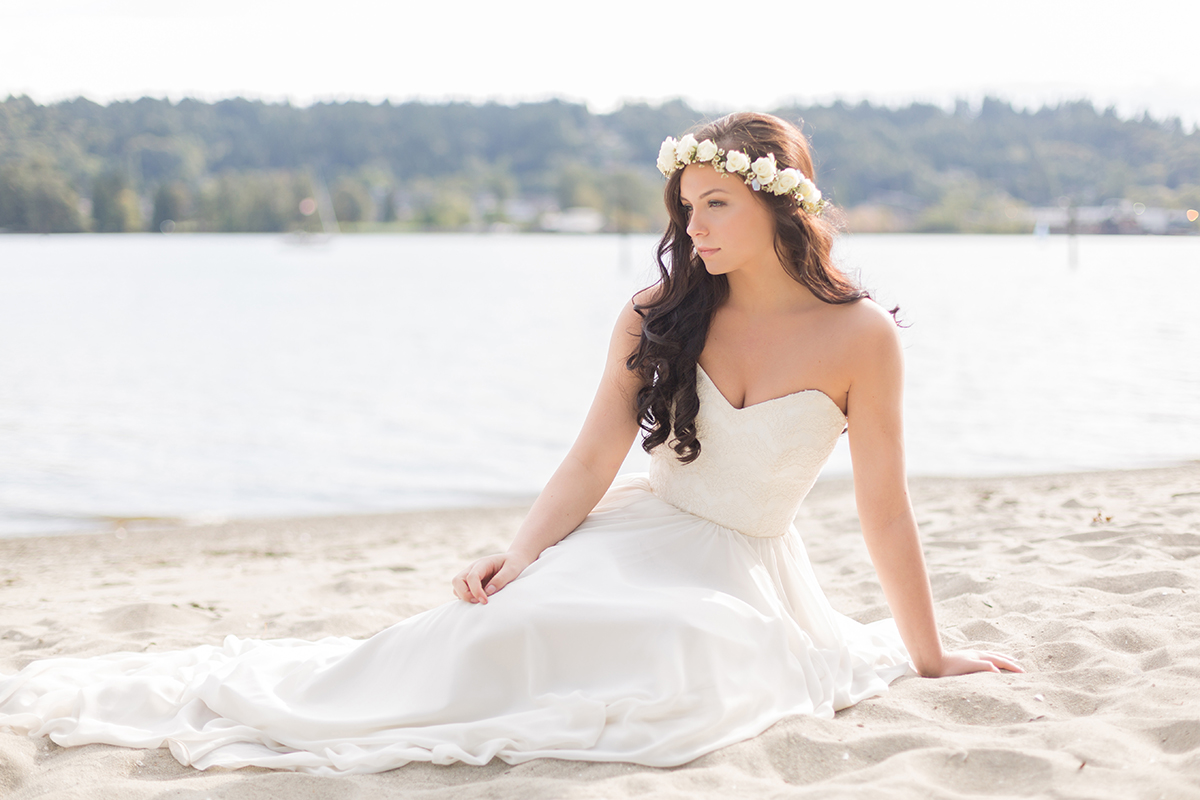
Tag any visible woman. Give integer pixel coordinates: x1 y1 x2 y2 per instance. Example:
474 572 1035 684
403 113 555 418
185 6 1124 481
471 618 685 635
0 113 1019 775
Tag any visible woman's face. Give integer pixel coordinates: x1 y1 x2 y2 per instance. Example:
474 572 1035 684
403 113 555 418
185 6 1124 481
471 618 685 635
679 163 777 276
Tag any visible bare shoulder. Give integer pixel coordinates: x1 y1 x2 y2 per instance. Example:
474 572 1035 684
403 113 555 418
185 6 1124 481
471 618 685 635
619 284 663 331
611 284 660 344
631 283 663 308
824 297 900 350
820 299 902 389
833 296 896 331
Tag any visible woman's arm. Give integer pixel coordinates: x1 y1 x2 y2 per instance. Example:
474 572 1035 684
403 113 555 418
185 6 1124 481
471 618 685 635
452 298 645 604
846 304 1022 676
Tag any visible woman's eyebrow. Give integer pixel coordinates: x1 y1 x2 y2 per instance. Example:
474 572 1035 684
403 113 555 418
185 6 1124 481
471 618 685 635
681 188 730 203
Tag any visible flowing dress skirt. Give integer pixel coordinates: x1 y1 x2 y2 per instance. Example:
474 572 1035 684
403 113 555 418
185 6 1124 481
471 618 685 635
0 475 911 775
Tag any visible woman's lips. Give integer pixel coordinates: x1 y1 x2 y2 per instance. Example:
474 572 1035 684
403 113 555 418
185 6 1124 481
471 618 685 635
696 247 719 257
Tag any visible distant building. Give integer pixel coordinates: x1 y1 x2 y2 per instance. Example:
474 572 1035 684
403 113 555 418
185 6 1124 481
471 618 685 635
539 207 606 234
501 198 544 225
1028 201 1197 235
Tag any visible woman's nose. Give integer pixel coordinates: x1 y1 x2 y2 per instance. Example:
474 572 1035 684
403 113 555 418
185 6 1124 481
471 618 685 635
686 211 703 238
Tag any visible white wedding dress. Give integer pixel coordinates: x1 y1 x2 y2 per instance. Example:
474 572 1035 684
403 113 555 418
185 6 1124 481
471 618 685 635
0 365 911 774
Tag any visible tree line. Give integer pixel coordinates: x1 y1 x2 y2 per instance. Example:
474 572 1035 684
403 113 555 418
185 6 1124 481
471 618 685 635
1 95 1197 234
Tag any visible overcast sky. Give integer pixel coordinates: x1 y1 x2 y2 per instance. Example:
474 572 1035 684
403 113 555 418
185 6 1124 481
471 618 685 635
3 0 1197 124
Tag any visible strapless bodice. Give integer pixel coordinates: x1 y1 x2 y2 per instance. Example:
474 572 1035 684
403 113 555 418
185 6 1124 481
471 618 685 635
647 365 847 539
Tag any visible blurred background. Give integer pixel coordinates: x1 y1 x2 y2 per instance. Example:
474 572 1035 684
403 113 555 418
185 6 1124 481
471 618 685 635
1 0 1197 535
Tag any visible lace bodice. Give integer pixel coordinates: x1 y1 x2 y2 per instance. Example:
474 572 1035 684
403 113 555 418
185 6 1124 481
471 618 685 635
648 365 847 539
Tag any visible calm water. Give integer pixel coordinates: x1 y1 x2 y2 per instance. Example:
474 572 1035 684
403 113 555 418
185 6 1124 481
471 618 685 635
0 233 1197 536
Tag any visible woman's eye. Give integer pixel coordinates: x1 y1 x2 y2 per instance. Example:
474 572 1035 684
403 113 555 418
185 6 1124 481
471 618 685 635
708 200 724 208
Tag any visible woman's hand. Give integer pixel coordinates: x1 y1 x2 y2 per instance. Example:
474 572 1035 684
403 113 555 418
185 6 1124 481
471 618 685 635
452 551 535 604
918 649 1024 678
448 298 643 608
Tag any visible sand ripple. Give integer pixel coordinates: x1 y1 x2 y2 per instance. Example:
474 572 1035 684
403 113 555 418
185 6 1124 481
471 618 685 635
2 465 1199 798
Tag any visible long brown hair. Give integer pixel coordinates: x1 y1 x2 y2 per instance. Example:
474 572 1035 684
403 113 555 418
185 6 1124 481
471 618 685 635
627 112 873 463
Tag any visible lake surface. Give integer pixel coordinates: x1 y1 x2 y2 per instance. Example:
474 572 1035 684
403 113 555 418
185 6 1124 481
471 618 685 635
0 233 1197 535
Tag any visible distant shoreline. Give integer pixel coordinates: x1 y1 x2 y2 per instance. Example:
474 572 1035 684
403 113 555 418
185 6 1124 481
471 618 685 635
1 228 1197 237
3 462 1195 542
4 95 1197 236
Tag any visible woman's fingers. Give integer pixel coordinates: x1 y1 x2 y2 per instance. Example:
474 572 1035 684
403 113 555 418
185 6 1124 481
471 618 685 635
451 566 480 603
452 553 529 603
980 650 1024 673
451 556 505 603
465 563 491 604
970 650 1017 672
485 561 521 595
937 649 1023 676
451 571 474 602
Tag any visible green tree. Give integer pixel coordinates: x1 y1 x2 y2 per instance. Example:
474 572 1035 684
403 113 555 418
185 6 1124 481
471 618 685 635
602 170 661 232
195 170 307 232
556 164 604 210
152 182 191 231
914 178 1029 233
380 190 398 222
332 178 372 223
4 94 1198 235
0 159 84 232
91 172 141 232
415 186 473 229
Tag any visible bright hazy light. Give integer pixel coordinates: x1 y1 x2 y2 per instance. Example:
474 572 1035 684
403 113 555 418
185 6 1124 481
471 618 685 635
2 0 1199 124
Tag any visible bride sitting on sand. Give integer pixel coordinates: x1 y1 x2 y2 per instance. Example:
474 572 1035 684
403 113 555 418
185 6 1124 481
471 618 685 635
0 112 1019 775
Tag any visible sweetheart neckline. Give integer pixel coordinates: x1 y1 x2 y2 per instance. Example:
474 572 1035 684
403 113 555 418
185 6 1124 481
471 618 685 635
696 363 847 420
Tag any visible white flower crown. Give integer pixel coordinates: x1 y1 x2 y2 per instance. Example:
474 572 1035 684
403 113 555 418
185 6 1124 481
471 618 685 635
656 134 828 216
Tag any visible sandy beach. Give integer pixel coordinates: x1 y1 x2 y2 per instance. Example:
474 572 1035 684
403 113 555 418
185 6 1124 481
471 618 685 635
2 463 1199 799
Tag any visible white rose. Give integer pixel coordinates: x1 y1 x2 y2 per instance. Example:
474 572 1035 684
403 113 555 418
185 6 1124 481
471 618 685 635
772 168 800 194
751 154 777 185
798 179 816 199
725 150 750 173
696 139 718 162
657 138 679 175
675 133 699 162
808 187 822 205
